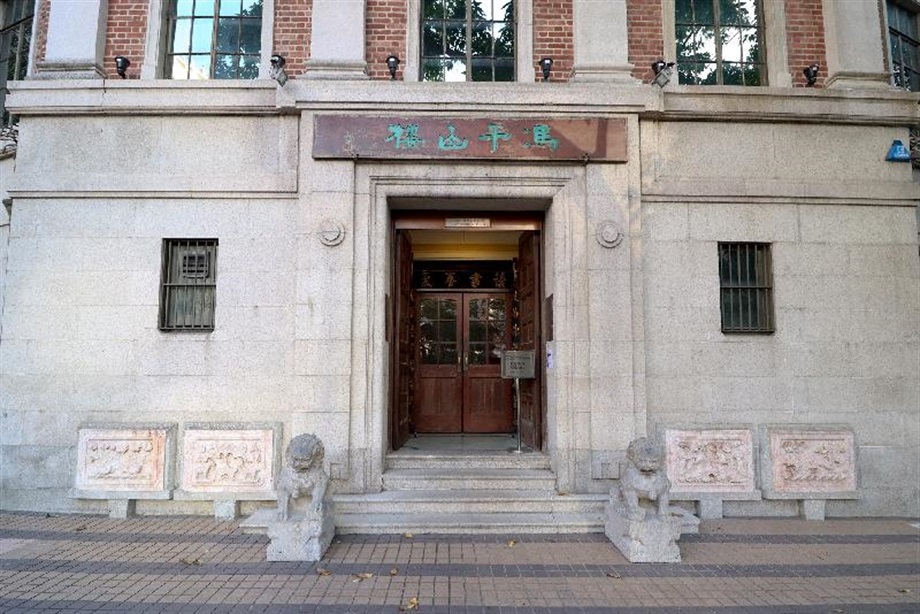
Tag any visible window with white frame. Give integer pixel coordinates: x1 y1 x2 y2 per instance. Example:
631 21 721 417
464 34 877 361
166 0 262 79
0 0 34 125
675 0 766 85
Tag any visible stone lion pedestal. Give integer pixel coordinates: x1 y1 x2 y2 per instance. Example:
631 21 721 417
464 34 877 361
261 433 335 562
265 506 335 562
606 437 694 563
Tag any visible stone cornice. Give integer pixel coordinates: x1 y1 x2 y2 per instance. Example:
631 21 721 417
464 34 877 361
6 79 919 126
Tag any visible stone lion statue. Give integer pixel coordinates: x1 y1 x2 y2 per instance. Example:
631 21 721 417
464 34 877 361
618 437 671 521
276 434 329 521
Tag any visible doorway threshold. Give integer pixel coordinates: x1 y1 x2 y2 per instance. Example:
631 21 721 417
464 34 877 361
393 434 535 455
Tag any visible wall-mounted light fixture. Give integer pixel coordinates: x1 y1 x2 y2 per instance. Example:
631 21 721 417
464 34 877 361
386 55 400 80
114 56 130 79
651 60 675 88
270 54 288 86
803 64 819 87
538 57 554 81
886 139 911 162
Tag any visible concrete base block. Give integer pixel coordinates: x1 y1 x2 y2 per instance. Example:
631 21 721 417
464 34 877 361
605 501 683 563
214 500 240 521
108 499 135 519
265 507 335 562
801 499 827 521
698 498 724 520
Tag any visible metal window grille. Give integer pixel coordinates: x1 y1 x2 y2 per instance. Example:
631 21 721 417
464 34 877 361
160 239 218 331
1 0 34 125
887 0 920 92
421 0 516 82
675 0 766 86
166 0 262 80
718 242 774 333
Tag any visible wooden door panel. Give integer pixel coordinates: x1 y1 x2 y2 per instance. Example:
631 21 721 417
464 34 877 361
517 232 542 450
464 376 512 432
392 231 414 449
414 374 463 432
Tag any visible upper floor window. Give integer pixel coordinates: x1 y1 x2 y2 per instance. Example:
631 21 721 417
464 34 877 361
166 0 262 79
675 0 765 86
887 0 919 91
1 0 34 125
421 0 515 82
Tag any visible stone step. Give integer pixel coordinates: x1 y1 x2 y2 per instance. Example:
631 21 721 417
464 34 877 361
381 468 557 491
334 511 606 535
334 490 606 515
386 452 551 471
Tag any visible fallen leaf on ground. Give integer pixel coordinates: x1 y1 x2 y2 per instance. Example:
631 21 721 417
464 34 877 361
400 597 420 611
75 526 87 532
389 567 399 576
606 572 621 579
179 557 202 566
507 539 516 547
351 572 374 582
316 568 332 576
403 532 414 538
898 588 912 593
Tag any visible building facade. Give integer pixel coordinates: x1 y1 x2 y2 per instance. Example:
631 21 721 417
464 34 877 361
0 0 918 526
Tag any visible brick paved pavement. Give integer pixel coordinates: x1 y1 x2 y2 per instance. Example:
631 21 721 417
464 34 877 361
1 512 918 613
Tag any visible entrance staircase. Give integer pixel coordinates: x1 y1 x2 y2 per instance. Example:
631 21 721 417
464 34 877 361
333 449 607 534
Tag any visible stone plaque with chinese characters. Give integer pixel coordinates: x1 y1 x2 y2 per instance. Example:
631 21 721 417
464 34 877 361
665 429 756 494
313 116 627 161
767 428 857 496
182 429 275 493
75 428 167 492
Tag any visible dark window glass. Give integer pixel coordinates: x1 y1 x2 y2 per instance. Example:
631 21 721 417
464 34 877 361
1 0 35 126
676 0 765 86
421 0 515 82
160 239 219 331
167 0 261 79
888 0 920 92
718 243 774 333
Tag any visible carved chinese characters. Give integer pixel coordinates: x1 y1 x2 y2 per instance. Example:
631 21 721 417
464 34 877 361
182 429 275 493
313 116 627 161
75 428 167 492
666 429 756 494
767 428 857 495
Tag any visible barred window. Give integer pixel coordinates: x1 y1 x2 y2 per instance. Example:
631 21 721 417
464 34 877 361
675 0 765 86
887 0 919 92
718 242 774 333
421 0 515 82
166 0 262 79
1 0 34 125
159 239 218 331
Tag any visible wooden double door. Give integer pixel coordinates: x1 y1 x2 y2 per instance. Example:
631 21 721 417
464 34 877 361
413 292 513 433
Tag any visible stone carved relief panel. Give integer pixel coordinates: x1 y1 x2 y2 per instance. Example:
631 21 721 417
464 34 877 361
182 429 275 493
665 429 756 494
75 428 167 492
767 428 856 495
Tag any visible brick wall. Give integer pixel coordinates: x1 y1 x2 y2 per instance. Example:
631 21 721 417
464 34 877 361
532 0 574 82
785 0 827 87
32 0 50 67
274 0 312 76
627 0 664 83
366 0 407 80
103 0 149 79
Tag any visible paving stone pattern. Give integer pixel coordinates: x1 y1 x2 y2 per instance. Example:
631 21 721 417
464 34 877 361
1 513 918 613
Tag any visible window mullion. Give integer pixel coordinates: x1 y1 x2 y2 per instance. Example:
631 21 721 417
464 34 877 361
210 1 220 78
466 0 473 81
713 0 723 85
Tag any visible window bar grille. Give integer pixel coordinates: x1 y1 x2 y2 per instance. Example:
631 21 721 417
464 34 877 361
719 242 773 333
160 239 217 331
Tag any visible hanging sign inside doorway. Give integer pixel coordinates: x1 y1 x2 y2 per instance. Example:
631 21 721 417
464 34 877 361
501 350 536 379
313 116 627 162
